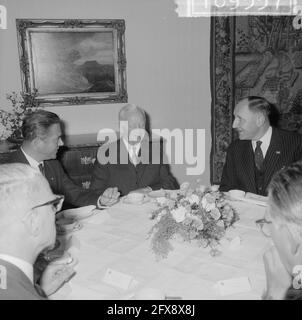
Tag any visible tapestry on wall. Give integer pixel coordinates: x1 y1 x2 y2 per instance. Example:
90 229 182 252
211 15 302 185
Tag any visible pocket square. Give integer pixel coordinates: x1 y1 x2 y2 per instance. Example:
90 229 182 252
276 151 281 155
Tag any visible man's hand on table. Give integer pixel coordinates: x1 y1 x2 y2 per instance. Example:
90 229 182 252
99 187 120 207
263 245 291 300
40 263 76 297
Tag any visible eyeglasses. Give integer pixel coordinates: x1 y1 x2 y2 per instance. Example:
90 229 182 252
255 218 272 237
31 195 65 213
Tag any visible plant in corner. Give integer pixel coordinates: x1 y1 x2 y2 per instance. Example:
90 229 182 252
0 89 41 141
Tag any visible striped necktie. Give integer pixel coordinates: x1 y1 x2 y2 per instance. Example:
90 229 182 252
254 141 264 171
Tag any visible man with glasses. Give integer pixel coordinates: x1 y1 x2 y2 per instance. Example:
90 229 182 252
8 110 120 209
257 160 302 299
0 163 74 299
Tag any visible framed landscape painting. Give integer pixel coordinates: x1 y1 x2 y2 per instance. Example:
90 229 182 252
16 19 127 106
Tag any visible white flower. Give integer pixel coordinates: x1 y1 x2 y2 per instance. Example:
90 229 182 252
156 209 168 222
156 197 168 206
169 191 179 200
171 206 187 223
179 183 190 196
186 194 200 205
167 199 176 209
180 182 190 191
0 122 12 139
204 202 216 212
201 195 216 212
210 208 221 220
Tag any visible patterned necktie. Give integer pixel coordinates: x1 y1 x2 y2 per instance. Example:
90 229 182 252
38 163 45 176
254 141 264 171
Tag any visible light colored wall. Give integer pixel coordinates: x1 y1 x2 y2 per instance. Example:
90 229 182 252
0 0 211 185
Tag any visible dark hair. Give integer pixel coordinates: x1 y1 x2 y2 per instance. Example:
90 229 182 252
247 96 272 117
21 110 61 141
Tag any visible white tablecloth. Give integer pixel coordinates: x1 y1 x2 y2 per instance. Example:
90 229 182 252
51 198 271 300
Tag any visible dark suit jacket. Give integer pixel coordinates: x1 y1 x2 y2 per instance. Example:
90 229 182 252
0 259 46 300
90 138 179 196
8 149 99 208
219 128 302 195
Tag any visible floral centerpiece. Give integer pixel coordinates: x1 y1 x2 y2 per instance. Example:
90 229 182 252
148 182 239 259
0 90 40 141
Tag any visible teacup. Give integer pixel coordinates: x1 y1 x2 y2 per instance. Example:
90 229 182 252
229 189 245 198
126 193 145 204
56 218 77 232
51 252 74 266
135 288 165 300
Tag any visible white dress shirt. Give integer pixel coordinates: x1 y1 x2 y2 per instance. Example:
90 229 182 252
21 147 44 171
121 137 152 192
122 138 141 165
251 126 272 158
0 254 33 283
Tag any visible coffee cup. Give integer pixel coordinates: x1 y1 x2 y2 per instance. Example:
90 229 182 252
126 193 145 204
229 189 245 198
56 218 77 232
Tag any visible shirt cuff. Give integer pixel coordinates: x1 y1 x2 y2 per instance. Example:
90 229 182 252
97 195 106 209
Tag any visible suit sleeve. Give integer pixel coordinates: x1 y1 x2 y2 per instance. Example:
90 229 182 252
219 144 236 192
293 134 302 162
57 163 100 207
149 140 179 190
89 160 110 195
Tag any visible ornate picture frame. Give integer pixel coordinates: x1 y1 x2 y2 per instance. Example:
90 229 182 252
16 19 127 106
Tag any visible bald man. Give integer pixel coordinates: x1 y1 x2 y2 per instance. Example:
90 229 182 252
90 104 179 196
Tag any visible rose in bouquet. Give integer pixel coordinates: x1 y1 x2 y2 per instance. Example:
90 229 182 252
148 182 239 259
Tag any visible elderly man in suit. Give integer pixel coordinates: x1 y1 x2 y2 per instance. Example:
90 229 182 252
0 163 74 299
219 96 302 196
90 104 179 196
8 110 120 209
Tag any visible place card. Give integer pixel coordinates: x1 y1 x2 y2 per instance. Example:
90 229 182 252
103 268 135 290
215 277 251 296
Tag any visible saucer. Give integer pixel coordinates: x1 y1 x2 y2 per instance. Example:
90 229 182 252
122 196 150 205
148 189 167 198
59 205 97 220
56 221 83 235
51 252 76 266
